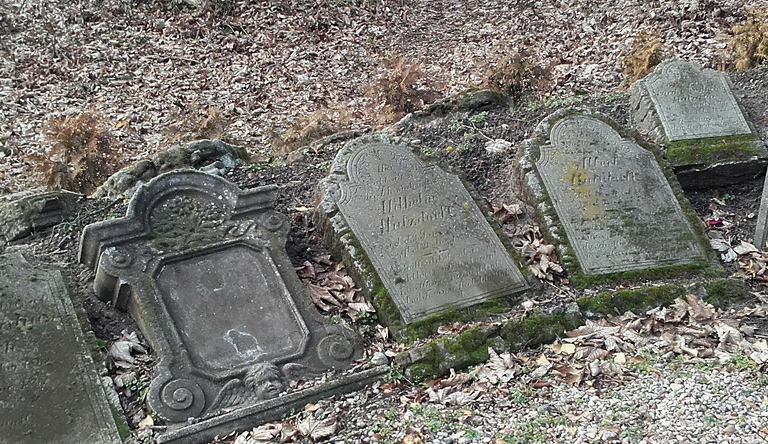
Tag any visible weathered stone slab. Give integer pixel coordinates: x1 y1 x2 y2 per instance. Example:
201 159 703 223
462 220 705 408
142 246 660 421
318 137 528 326
0 249 121 444
79 170 366 431
630 58 767 189
0 190 82 244
754 173 768 249
524 110 708 276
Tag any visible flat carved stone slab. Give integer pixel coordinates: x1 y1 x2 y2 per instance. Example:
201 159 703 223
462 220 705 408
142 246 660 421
632 59 751 142
332 143 528 324
0 250 121 444
532 114 707 275
79 171 362 425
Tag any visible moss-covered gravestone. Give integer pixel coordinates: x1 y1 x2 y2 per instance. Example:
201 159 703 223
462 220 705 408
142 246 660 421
0 249 122 444
80 171 383 444
522 109 713 284
317 136 529 338
630 58 767 189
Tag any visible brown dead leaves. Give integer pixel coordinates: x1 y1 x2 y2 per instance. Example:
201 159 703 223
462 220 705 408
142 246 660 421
540 294 768 388
509 224 565 282
230 411 338 444
297 255 375 321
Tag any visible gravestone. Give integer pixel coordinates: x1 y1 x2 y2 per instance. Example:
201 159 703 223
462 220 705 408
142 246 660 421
80 171 379 442
630 58 767 189
0 249 121 444
317 137 528 328
754 174 768 249
523 110 708 276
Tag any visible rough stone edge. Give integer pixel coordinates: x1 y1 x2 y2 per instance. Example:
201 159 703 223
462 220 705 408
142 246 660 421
93 139 249 200
629 58 768 189
2 247 123 444
156 365 389 444
0 189 83 245
520 107 720 285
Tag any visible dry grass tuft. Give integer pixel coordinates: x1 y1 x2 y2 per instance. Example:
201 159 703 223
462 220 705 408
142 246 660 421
728 10 768 70
163 105 228 145
270 106 355 155
33 112 122 195
365 55 440 125
622 32 663 82
482 47 552 101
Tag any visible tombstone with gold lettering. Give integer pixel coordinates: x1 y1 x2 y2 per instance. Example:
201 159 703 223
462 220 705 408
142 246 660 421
317 136 529 337
630 58 767 189
522 109 714 281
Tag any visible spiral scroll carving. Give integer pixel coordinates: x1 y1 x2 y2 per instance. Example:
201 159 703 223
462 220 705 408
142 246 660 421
317 327 358 367
158 379 205 421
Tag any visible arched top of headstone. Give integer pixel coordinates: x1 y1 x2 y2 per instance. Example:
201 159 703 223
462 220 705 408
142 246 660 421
549 115 624 152
345 143 425 182
79 170 278 269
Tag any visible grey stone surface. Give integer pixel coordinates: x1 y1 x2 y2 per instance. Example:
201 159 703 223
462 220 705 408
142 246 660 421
156 365 388 444
630 59 767 189
525 110 707 275
319 138 528 325
631 59 751 142
93 139 248 199
0 189 82 244
754 173 768 249
80 170 362 423
0 249 121 444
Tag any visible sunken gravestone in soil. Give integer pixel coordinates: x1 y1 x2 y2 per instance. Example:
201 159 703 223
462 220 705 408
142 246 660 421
524 110 709 277
79 170 380 444
630 58 767 189
317 136 529 330
0 249 122 444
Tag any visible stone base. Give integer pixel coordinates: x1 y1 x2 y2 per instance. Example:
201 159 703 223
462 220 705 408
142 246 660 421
156 366 388 444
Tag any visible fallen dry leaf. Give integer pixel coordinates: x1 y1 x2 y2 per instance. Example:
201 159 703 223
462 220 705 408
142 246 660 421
297 415 337 440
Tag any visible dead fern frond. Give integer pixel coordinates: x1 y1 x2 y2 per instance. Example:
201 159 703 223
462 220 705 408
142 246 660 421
482 48 552 101
270 106 355 155
33 112 122 195
163 105 228 146
365 55 439 125
729 12 768 70
622 32 664 82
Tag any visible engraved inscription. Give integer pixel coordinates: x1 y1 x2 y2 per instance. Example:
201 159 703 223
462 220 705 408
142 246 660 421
0 252 121 443
643 60 751 141
536 116 706 275
337 144 527 323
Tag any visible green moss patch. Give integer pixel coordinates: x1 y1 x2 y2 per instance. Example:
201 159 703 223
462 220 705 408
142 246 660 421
577 285 686 317
666 134 764 167
701 278 751 308
501 312 582 351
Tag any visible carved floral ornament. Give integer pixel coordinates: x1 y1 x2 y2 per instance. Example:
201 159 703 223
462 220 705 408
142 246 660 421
79 171 363 423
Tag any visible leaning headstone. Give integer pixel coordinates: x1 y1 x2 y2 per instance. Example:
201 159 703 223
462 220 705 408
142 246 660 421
317 136 529 332
0 249 122 444
630 58 767 189
523 109 710 278
80 170 381 443
754 174 768 249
